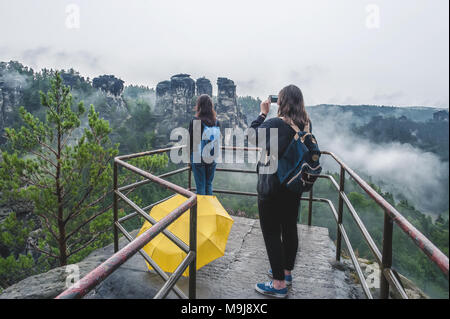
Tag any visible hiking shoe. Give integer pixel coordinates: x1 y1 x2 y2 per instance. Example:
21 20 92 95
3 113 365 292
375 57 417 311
268 269 292 286
255 281 288 298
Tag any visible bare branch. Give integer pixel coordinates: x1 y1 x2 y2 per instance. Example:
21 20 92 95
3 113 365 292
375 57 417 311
66 229 109 258
20 176 51 190
63 156 112 223
37 139 58 157
34 212 59 242
29 150 57 169
65 202 113 242
29 241 58 259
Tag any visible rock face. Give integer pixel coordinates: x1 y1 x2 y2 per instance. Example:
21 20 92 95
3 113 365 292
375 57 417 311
0 252 109 299
92 75 124 96
196 77 212 96
95 90 129 121
156 74 195 117
216 77 247 131
341 257 429 299
153 74 196 145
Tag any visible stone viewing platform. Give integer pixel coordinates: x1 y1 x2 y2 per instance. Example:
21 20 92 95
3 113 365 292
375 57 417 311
0 216 363 299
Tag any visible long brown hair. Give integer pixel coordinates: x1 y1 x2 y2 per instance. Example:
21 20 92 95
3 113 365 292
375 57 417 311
195 94 216 126
277 85 309 128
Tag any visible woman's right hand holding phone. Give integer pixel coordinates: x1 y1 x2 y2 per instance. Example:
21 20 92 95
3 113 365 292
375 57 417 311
260 99 270 116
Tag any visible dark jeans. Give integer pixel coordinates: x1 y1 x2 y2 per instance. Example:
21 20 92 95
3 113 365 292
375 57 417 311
192 162 217 195
258 190 301 281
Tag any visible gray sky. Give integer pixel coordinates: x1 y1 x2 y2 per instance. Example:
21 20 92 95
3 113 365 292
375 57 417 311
0 0 448 107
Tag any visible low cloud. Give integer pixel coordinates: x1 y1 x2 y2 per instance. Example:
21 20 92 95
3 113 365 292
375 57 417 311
0 69 30 90
311 109 449 215
288 65 329 87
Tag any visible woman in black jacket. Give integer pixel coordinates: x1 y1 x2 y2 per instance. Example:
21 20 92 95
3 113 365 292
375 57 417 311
251 84 311 298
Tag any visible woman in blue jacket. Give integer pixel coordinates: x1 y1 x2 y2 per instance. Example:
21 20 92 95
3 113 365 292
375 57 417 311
188 94 220 195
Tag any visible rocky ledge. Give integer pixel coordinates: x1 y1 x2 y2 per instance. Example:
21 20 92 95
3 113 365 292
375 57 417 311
0 216 367 299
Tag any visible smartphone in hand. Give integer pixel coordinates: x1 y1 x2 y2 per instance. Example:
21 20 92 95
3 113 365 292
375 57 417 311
269 95 278 103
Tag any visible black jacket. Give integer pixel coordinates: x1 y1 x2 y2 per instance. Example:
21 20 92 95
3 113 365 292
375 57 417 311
250 115 312 158
250 115 312 198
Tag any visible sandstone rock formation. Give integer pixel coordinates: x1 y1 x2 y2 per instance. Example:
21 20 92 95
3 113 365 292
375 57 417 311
155 74 195 117
93 90 129 121
153 74 196 145
216 77 247 131
196 77 212 96
92 75 124 96
153 75 247 146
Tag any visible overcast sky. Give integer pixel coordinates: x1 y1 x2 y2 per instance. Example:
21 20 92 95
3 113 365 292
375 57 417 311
0 0 448 107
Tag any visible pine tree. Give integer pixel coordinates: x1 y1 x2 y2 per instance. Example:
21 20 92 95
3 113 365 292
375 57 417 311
0 72 118 266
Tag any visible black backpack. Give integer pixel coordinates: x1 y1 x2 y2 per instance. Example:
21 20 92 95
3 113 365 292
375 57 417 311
257 119 321 197
277 120 322 193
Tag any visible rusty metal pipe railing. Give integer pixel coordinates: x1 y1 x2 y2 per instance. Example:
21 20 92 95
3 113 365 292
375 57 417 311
154 251 196 299
215 167 257 174
314 173 383 264
115 158 193 198
383 268 408 299
188 202 197 298
338 222 373 298
117 194 177 223
340 190 383 265
116 145 185 161
113 162 119 252
118 167 190 193
308 189 313 226
336 166 345 262
56 194 196 299
56 145 448 300
322 151 449 277
115 221 187 299
380 211 394 298
57 146 197 299
115 189 190 253
194 147 449 297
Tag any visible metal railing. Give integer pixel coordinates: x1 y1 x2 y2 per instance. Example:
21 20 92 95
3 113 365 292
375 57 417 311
56 146 198 299
316 151 448 299
56 145 449 299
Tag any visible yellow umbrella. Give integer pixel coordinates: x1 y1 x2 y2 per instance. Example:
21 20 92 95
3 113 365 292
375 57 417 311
137 194 234 276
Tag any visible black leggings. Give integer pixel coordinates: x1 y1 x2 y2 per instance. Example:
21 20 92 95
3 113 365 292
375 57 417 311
258 191 301 281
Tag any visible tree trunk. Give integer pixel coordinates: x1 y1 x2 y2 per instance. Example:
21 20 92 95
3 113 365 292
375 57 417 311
56 106 67 266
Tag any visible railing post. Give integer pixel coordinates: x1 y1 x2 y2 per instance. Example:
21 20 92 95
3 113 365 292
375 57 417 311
189 202 197 299
336 166 345 261
113 160 119 253
188 164 192 191
308 187 313 226
380 210 393 299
